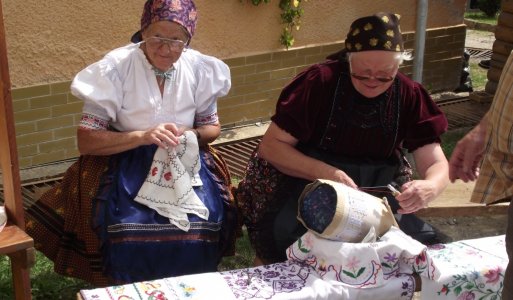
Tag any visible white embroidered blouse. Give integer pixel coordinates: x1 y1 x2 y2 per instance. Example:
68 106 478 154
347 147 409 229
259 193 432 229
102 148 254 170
71 43 231 131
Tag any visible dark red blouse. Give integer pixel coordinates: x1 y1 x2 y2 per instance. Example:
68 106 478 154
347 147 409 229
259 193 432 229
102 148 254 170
271 59 448 160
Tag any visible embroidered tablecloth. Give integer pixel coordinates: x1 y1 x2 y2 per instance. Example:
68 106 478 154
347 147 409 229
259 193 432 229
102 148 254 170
420 235 508 299
79 234 508 300
79 261 416 300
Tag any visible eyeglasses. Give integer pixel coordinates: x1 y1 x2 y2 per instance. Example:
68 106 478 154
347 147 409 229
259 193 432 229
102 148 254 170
350 73 395 83
349 61 396 83
145 37 187 53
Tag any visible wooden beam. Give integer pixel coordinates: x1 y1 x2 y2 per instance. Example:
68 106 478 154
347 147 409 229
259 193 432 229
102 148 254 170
0 0 25 229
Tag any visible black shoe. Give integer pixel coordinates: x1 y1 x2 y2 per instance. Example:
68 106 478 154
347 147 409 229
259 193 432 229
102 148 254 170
478 59 490 69
422 228 453 246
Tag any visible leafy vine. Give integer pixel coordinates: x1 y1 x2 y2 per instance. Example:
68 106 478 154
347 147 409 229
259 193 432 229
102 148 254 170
245 0 306 49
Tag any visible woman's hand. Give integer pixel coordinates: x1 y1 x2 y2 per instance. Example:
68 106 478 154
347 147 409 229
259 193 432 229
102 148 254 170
143 123 181 149
400 143 449 214
332 169 357 188
395 180 437 214
448 118 488 182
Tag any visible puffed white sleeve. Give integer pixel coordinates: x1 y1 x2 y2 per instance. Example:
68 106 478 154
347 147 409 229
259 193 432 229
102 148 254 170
70 56 123 123
194 55 231 125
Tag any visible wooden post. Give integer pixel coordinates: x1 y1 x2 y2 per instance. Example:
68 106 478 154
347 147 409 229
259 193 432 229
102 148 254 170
0 1 34 299
485 0 513 95
0 0 24 228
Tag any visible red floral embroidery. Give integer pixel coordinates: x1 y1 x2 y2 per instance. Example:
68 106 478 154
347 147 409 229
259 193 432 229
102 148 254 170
164 172 172 181
484 267 501 284
152 167 158 176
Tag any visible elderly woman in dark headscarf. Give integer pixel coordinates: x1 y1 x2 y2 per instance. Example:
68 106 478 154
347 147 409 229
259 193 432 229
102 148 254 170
237 12 450 266
26 0 237 285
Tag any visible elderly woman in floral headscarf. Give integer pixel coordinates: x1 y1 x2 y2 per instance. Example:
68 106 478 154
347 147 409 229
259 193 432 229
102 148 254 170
26 0 237 285
237 12 450 266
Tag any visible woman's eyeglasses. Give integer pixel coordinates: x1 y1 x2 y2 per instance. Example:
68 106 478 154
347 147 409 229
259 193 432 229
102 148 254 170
350 73 395 83
349 61 397 83
145 37 187 53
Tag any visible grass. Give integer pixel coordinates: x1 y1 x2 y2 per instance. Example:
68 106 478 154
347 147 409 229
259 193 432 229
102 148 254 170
464 11 498 25
0 252 93 299
469 60 489 90
441 127 472 159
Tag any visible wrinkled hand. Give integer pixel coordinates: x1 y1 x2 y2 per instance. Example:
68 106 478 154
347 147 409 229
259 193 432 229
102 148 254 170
395 180 437 214
332 169 357 188
143 123 183 149
448 127 486 183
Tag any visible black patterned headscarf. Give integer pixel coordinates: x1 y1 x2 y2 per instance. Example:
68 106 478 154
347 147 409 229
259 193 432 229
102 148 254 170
345 12 404 53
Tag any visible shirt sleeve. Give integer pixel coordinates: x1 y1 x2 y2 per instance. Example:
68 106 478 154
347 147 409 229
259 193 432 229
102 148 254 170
271 63 336 142
471 50 513 204
194 55 231 126
70 55 123 124
401 79 448 152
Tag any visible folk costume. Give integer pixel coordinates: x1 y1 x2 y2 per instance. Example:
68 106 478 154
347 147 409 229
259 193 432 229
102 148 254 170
236 13 448 263
26 0 237 286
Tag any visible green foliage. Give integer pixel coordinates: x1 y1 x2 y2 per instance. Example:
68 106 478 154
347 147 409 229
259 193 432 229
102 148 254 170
278 0 304 49
245 0 307 49
464 11 498 25
476 0 501 17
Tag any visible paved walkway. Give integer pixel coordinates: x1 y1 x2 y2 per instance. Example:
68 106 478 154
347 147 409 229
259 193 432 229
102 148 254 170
465 29 495 49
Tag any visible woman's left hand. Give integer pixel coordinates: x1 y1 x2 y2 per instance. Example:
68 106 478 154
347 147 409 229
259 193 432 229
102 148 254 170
395 180 437 214
398 143 449 215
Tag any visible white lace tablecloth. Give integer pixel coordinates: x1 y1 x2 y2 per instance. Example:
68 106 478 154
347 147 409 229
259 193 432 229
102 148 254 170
79 233 508 300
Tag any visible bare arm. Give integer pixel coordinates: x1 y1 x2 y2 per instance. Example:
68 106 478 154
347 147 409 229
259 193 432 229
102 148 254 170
448 112 489 182
77 128 147 155
395 143 449 214
194 123 221 146
258 122 357 187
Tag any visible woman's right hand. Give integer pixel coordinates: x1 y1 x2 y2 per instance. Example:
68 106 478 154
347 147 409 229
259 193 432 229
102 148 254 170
143 123 181 149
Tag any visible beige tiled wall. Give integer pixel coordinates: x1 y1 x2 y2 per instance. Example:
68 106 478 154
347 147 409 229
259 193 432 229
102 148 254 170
10 25 466 169
12 82 82 168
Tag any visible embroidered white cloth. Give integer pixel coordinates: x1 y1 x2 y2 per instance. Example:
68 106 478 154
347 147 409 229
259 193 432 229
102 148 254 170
79 261 418 300
78 234 508 299
420 235 508 299
134 131 208 231
286 227 427 289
